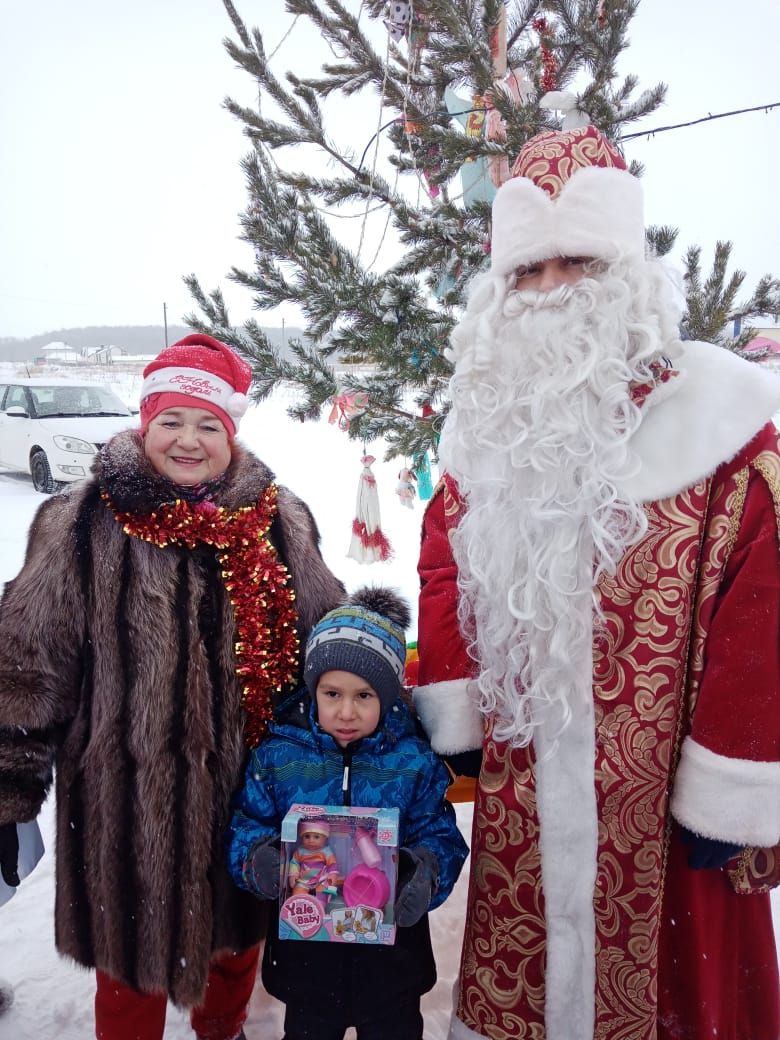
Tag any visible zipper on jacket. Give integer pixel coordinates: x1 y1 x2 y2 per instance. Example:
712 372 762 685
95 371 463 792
340 745 354 806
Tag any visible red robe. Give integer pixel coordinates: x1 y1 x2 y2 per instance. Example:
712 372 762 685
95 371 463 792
415 344 780 1040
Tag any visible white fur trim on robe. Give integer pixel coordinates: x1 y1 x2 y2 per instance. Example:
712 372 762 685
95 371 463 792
532 637 598 1040
625 340 780 503
670 736 780 847
449 1014 484 1039
413 679 483 755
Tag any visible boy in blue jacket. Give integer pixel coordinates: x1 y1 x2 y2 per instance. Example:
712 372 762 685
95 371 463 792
226 587 469 1040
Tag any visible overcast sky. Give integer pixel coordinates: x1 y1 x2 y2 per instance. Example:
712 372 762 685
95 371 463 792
1 0 778 340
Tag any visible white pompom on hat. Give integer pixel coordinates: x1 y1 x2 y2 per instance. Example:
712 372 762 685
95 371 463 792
139 334 252 436
490 125 645 277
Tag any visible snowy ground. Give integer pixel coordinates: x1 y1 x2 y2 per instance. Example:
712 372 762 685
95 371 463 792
0 374 777 1038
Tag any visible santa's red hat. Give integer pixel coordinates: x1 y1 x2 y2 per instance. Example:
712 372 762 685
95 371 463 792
139 334 252 436
490 125 645 277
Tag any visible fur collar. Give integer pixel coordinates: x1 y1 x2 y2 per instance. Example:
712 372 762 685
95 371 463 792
95 429 275 514
626 341 780 503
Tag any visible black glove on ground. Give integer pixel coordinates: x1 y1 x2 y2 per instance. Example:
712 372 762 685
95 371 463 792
680 825 743 870
243 839 281 900
395 846 439 928
0 823 20 888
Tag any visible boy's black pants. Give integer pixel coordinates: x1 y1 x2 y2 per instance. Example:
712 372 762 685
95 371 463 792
282 997 424 1039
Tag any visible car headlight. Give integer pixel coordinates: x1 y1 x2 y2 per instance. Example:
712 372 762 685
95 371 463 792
53 435 96 454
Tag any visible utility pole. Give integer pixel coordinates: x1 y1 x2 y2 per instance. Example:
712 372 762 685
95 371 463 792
163 302 169 347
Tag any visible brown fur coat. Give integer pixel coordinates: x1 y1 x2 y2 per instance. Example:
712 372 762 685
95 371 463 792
0 430 345 1006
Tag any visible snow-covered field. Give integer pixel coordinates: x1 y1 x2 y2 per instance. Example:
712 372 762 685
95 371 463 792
0 367 776 1038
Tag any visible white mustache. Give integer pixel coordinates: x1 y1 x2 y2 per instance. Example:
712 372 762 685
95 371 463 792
506 283 577 313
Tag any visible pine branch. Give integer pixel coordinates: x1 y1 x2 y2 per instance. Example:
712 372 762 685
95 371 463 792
189 0 674 461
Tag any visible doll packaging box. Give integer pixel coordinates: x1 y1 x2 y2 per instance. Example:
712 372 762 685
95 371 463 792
278 803 399 945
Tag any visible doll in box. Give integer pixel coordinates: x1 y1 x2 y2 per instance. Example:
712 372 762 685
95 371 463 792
287 819 338 904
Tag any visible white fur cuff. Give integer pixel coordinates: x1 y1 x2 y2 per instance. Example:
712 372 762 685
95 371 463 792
449 1014 484 1040
413 679 484 755
670 736 780 846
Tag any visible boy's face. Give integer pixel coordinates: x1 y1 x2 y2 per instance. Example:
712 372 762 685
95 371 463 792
315 669 381 747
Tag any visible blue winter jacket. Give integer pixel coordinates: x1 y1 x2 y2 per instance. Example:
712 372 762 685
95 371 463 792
227 692 467 908
226 691 469 1018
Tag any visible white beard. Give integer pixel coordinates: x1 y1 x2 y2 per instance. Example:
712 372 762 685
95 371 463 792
441 260 682 746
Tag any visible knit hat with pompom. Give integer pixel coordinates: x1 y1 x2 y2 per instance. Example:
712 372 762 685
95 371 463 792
304 587 411 715
139 333 252 436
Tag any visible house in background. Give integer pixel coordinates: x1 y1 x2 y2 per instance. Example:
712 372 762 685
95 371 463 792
36 341 81 364
82 344 127 364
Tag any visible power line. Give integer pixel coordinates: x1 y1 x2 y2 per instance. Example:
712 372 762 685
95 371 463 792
619 101 779 141
357 100 779 171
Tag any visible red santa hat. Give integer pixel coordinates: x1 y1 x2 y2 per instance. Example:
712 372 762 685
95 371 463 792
490 125 645 277
139 334 252 436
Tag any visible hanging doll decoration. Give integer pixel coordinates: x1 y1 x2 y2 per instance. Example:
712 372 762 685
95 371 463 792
348 455 393 564
395 466 417 508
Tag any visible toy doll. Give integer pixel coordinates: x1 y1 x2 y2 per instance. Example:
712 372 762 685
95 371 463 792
287 819 339 904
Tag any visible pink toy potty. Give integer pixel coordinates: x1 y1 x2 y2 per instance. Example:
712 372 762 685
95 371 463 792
343 863 391 910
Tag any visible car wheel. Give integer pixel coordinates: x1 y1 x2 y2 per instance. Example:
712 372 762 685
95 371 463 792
30 450 61 494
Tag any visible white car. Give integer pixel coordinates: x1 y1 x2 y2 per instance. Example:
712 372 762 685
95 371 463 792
0 378 135 493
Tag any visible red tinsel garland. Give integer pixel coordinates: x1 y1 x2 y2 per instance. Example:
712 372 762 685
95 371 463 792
102 484 299 747
532 16 558 93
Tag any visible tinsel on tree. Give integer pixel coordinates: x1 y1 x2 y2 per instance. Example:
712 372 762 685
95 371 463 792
184 0 772 462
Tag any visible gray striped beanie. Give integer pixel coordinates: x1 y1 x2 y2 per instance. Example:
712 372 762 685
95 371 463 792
304 587 411 714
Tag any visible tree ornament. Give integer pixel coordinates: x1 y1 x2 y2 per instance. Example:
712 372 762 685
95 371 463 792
327 391 369 431
408 17 429 62
532 16 558 93
384 1 411 42
414 451 434 500
489 0 508 79
347 454 393 564
444 86 497 206
487 67 535 187
395 466 417 508
540 89 589 130
421 400 440 450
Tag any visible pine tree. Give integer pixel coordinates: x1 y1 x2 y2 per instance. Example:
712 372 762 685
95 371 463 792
186 0 671 462
681 241 780 357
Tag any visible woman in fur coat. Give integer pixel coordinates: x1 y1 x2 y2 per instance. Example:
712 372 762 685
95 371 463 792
0 335 345 1040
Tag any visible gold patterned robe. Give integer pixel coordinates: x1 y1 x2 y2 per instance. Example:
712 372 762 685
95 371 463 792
414 342 780 1040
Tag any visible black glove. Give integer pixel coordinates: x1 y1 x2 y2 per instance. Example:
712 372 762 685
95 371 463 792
446 749 483 779
680 825 743 870
0 823 20 888
243 838 281 900
395 846 439 928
